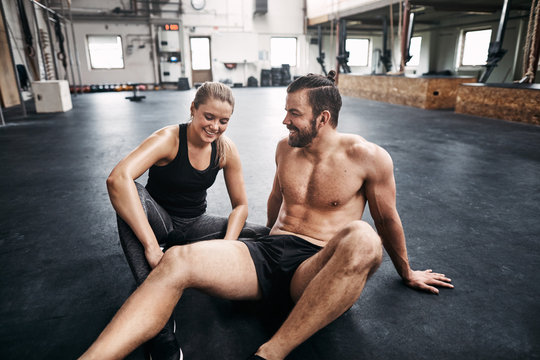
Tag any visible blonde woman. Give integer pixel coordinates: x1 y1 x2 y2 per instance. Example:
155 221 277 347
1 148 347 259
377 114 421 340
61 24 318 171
106 82 268 360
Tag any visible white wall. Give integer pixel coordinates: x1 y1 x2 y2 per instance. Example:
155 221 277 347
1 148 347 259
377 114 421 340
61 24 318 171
2 0 307 87
3 0 535 90
66 0 308 87
196 0 307 85
307 0 394 20
74 22 156 85
431 16 528 82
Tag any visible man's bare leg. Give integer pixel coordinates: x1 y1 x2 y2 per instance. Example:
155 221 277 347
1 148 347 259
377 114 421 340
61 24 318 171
256 220 382 360
80 240 261 360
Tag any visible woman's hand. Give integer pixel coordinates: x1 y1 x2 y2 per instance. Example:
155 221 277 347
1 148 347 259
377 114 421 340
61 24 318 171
145 245 164 269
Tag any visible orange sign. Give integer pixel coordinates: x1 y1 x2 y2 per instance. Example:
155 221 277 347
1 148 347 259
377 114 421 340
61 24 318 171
164 24 179 31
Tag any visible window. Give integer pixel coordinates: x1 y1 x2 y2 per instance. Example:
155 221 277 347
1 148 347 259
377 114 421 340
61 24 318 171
459 29 492 66
407 36 422 66
271 37 297 67
345 38 370 67
190 37 211 70
87 35 124 69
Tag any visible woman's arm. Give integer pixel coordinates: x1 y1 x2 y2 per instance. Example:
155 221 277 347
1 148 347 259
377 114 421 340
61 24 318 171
106 126 178 268
221 137 249 240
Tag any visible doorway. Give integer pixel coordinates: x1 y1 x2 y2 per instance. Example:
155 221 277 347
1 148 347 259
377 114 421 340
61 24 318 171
190 37 212 84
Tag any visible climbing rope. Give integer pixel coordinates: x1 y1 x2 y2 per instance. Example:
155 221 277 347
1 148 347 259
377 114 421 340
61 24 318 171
522 0 535 74
521 0 540 83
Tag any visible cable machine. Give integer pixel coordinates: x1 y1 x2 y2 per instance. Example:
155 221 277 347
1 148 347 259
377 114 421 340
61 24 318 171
316 24 327 76
336 18 351 74
479 0 511 83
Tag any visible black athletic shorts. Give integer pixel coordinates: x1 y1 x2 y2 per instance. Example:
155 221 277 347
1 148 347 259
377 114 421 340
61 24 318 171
240 234 323 305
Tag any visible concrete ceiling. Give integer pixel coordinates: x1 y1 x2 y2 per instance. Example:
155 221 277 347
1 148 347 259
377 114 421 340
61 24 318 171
310 0 533 33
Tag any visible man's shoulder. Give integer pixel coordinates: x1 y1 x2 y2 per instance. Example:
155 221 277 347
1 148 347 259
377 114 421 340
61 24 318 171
277 137 289 147
276 137 293 154
338 133 393 179
339 133 387 160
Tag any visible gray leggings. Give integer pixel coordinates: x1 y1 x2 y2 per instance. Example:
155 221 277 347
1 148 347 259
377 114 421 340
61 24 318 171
118 182 270 284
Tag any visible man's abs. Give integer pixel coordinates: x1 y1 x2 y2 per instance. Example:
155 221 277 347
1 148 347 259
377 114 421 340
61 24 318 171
270 205 365 247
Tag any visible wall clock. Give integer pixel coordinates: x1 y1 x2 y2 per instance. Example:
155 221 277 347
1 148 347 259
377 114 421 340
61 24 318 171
191 0 206 10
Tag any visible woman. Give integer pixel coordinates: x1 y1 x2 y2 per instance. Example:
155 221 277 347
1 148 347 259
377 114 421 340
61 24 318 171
106 82 268 360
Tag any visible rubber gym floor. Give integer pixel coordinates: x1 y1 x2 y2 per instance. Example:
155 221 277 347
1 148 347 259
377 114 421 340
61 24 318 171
1 87 539 360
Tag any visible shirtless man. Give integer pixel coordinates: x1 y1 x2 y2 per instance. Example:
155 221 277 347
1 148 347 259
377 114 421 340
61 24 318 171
80 71 453 360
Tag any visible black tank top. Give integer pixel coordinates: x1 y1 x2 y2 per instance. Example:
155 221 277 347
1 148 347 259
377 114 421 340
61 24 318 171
146 123 220 218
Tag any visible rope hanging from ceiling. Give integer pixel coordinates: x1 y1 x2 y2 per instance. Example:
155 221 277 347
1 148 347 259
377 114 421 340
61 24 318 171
520 0 540 83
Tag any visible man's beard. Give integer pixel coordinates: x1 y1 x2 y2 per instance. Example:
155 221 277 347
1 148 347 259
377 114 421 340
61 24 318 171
287 117 318 148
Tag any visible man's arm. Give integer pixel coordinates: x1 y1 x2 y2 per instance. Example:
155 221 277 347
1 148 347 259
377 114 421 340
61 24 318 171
266 171 283 228
364 145 453 294
266 141 285 228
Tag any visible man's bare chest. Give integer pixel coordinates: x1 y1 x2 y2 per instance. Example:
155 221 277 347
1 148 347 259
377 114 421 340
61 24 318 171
278 157 363 208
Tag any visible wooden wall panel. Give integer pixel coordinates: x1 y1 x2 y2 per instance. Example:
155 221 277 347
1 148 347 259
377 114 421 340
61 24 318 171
455 84 540 125
339 74 476 109
0 8 20 108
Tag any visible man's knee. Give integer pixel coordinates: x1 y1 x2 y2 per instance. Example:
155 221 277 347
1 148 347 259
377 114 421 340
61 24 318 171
155 246 193 283
335 221 382 274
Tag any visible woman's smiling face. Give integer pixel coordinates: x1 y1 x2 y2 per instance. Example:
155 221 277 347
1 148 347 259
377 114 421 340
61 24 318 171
190 98 233 143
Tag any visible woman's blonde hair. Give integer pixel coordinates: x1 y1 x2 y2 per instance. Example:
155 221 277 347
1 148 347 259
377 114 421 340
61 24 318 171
191 82 234 168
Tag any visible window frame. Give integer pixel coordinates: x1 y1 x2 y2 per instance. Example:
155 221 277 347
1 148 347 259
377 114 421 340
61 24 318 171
190 37 212 71
345 38 371 68
270 37 297 68
406 36 422 67
456 27 493 70
87 35 125 70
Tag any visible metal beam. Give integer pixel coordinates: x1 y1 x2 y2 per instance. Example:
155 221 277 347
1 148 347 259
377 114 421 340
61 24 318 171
496 0 511 42
479 0 511 82
410 1 511 13
67 1 83 93
381 15 392 71
400 0 412 72
317 24 327 75
336 18 351 74
308 0 396 23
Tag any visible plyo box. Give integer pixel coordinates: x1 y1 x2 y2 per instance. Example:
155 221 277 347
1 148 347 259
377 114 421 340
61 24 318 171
31 80 72 113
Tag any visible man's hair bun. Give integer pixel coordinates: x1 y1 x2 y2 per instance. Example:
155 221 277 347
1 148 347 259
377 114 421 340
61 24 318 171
326 70 337 83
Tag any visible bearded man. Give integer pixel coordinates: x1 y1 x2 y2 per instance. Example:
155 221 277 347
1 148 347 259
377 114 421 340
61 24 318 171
80 71 452 360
